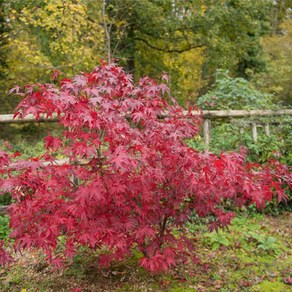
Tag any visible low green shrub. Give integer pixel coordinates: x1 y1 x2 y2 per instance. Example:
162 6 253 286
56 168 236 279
202 215 282 255
0 216 10 240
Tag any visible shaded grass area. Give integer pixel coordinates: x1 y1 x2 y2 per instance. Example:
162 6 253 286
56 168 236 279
0 213 291 291
0 123 63 160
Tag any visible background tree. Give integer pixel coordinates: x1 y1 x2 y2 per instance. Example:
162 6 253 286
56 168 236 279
0 0 104 112
0 0 291 108
251 1 292 105
105 0 274 103
0 0 9 112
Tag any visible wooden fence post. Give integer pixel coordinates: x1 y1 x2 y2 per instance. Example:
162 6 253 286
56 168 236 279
0 205 9 215
203 119 211 149
252 123 258 143
264 123 270 136
239 127 244 145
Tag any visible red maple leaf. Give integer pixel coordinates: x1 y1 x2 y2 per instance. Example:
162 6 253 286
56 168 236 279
44 135 63 151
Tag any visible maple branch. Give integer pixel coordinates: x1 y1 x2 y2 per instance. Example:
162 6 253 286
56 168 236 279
70 162 79 191
70 178 79 192
159 216 168 248
98 129 106 165
135 37 205 53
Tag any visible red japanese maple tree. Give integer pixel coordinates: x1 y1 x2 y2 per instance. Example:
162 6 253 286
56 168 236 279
0 63 291 272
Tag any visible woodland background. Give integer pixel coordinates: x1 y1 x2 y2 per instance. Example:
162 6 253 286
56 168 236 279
0 0 291 114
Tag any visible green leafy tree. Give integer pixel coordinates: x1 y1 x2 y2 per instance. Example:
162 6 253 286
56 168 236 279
105 0 274 104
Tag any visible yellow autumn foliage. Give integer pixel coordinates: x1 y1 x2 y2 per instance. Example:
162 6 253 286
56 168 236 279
18 0 104 72
255 19 292 104
162 48 206 104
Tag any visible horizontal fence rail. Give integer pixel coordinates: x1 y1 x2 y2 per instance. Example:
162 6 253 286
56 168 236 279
0 113 59 124
1 109 292 124
201 109 292 118
1 109 291 147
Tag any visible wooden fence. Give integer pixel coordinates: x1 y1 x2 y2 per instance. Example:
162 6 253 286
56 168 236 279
200 109 292 146
1 109 292 215
1 109 292 146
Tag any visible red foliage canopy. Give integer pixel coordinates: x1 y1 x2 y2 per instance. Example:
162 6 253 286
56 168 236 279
0 63 291 273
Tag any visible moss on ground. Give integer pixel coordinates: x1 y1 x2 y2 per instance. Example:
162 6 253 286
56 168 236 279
251 280 290 291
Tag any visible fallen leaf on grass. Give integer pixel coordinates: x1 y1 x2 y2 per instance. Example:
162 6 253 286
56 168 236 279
214 279 223 288
111 270 126 276
160 279 170 288
240 279 251 287
283 277 292 285
197 284 207 291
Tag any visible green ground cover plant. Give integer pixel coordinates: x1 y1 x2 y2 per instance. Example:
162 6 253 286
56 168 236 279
0 215 9 240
